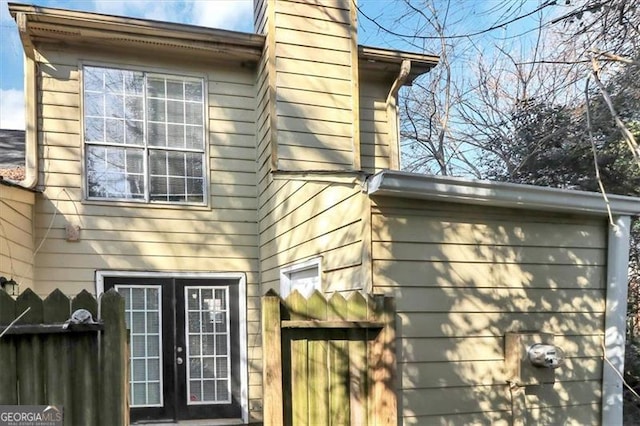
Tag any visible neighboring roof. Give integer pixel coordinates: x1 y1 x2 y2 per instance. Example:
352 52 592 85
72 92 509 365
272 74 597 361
0 129 25 167
367 170 640 216
0 129 25 181
9 2 438 78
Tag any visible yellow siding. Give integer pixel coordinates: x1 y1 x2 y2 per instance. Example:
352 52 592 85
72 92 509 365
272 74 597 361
33 45 262 421
259 178 369 294
0 184 35 290
271 0 357 171
371 197 607 425
359 77 393 173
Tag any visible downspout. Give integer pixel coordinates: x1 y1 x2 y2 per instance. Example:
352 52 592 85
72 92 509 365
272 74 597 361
602 215 632 425
16 12 39 189
386 59 411 170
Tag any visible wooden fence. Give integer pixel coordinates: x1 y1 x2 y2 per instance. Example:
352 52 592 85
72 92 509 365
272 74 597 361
262 290 396 426
0 288 128 426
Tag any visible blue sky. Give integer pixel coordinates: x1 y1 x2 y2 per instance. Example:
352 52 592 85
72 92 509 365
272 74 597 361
0 0 557 130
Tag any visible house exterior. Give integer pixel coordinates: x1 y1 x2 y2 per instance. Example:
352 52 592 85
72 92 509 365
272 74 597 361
3 0 640 424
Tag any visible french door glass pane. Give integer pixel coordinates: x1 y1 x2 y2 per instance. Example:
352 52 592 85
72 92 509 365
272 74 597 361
185 286 231 405
116 285 163 407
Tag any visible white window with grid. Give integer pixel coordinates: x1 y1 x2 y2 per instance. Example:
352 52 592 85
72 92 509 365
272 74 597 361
116 285 163 407
185 286 231 405
83 65 206 204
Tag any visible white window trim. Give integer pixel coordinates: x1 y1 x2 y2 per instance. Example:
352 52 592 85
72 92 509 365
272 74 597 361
95 271 248 424
279 257 322 298
80 63 210 207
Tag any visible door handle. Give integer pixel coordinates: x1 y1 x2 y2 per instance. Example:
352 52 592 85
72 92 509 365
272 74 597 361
176 357 183 365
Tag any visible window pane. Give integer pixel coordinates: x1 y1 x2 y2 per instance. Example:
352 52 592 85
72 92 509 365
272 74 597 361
124 72 144 95
185 82 203 101
104 69 124 93
85 118 104 142
168 124 185 148
167 100 184 123
147 78 165 98
85 92 104 117
125 96 143 120
167 81 184 100
84 67 104 91
167 152 186 176
186 126 204 149
185 103 202 125
125 120 144 145
105 94 124 118
148 98 165 122
185 153 203 177
148 122 167 147
105 119 124 143
150 151 167 175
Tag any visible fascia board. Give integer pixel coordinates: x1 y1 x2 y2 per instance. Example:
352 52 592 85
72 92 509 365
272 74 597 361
8 2 264 60
367 170 640 216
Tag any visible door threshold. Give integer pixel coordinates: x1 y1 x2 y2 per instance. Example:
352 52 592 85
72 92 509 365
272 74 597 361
134 420 244 426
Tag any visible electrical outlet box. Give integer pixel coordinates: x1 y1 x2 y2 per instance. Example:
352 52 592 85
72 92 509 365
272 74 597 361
505 332 555 386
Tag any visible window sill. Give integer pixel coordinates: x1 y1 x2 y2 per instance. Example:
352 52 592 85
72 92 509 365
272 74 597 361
82 198 212 212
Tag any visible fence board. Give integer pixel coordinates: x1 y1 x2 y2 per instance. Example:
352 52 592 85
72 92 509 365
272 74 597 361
43 290 73 425
99 289 128 426
262 290 284 426
328 293 349 424
288 291 309 426
72 291 99 426
307 292 329 426
16 289 45 405
369 296 397 426
348 292 369 426
0 291 17 404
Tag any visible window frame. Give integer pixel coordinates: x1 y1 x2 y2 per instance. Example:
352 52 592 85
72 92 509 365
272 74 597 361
279 257 323 298
80 62 209 206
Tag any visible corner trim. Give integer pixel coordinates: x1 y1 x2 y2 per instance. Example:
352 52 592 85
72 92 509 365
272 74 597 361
367 170 640 216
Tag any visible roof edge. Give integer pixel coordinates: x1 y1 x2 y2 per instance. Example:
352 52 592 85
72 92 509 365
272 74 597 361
8 2 265 60
367 170 640 216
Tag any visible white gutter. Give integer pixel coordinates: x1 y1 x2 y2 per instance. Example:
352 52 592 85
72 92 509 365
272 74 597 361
386 60 411 170
366 170 640 216
602 216 631 426
21 53 38 189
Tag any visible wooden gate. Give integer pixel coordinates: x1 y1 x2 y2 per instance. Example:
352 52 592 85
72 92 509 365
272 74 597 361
0 288 128 426
262 290 396 425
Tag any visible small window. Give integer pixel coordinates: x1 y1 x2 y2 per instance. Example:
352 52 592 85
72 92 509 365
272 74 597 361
83 66 206 204
279 258 322 298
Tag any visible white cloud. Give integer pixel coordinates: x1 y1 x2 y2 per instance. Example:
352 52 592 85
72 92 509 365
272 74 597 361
90 0 253 32
0 89 25 130
191 0 253 32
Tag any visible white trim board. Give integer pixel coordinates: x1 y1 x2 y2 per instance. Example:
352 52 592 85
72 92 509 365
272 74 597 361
95 270 249 425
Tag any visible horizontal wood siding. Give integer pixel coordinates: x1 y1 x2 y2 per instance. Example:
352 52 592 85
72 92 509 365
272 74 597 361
359 77 392 173
273 0 355 171
0 185 35 290
259 178 368 294
34 46 262 421
370 197 607 424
